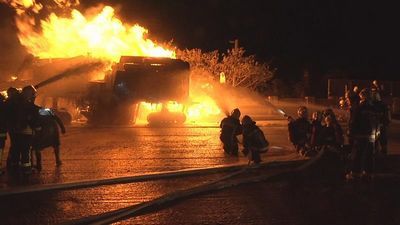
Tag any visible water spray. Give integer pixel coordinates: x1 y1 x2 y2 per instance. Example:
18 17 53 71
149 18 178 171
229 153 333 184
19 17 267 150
34 61 104 89
276 108 287 117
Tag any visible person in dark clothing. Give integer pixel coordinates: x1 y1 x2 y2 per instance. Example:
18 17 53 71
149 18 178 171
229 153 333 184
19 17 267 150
346 88 378 181
4 87 23 170
350 86 361 106
220 108 242 156
371 91 390 155
345 90 359 109
345 90 360 151
310 111 323 147
241 115 269 165
319 115 344 148
371 80 384 99
288 106 312 156
0 94 7 175
32 108 66 171
9 85 41 174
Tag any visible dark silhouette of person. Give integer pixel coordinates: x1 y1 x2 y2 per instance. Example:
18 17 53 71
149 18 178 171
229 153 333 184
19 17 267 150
32 108 66 171
220 108 242 156
346 88 377 181
241 115 269 165
288 106 312 156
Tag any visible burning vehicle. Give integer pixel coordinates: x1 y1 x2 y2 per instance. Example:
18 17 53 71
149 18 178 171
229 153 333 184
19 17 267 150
8 55 190 125
82 56 190 125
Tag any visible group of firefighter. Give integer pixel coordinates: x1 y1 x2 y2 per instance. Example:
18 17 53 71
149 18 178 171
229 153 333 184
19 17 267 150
220 108 269 165
0 85 65 175
220 80 390 180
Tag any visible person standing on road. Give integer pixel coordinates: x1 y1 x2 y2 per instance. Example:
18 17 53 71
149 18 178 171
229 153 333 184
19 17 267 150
241 115 269 165
371 90 390 155
220 108 242 156
4 87 22 170
346 88 377 181
10 85 41 174
32 108 66 171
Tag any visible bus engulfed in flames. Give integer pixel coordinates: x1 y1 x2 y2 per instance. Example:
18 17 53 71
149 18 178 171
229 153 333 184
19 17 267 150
80 56 190 125
2 1 224 125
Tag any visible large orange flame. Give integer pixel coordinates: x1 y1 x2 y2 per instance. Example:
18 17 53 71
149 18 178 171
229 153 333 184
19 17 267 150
14 5 175 61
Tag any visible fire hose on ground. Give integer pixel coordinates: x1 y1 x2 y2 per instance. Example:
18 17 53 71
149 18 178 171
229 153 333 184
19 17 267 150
0 159 303 197
62 148 341 225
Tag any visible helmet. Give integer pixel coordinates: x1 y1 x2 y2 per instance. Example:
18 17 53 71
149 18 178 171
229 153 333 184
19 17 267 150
297 106 308 118
231 108 241 119
353 86 359 93
241 115 255 126
6 87 20 98
21 85 37 101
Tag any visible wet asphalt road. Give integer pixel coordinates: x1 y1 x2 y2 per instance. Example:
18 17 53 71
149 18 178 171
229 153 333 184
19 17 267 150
0 122 300 224
1 121 399 225
1 124 295 185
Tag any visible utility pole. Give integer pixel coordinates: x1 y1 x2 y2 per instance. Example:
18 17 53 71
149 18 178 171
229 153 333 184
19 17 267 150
229 39 239 53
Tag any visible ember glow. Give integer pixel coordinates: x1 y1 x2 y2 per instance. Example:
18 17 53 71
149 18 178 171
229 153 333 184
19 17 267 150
137 97 221 124
186 94 221 122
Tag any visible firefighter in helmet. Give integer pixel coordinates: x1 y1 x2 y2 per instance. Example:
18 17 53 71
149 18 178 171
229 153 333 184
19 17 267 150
371 89 390 155
241 115 269 165
4 87 22 170
32 108 66 171
9 85 40 174
346 88 377 180
288 106 312 156
220 108 243 156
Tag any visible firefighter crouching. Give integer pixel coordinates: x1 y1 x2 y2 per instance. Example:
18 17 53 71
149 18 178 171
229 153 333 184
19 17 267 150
288 106 312 157
241 115 269 165
8 85 41 174
32 108 66 171
318 114 344 150
220 108 243 156
346 88 377 180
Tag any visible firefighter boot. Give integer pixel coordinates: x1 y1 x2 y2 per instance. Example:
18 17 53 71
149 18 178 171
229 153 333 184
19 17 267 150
54 147 62 166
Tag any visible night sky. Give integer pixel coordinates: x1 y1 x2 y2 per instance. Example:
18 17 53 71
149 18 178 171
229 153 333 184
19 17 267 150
0 0 399 83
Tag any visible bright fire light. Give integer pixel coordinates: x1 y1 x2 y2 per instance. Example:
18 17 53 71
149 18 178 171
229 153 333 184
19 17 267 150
137 97 221 124
219 72 226 84
15 6 175 61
